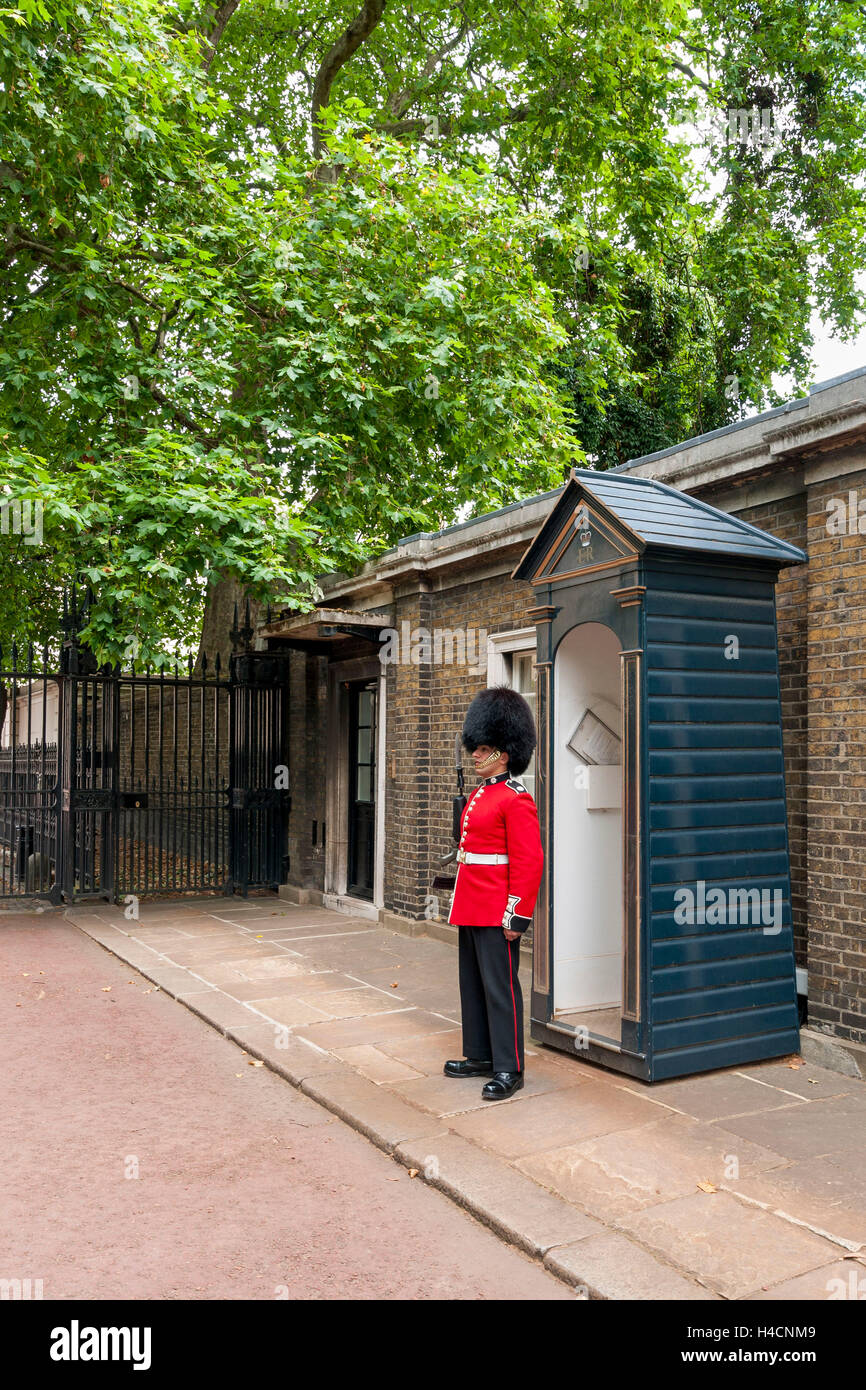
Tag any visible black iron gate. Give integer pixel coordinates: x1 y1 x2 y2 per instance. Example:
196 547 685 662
0 613 290 902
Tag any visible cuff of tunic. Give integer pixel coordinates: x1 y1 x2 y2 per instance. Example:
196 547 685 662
506 914 532 934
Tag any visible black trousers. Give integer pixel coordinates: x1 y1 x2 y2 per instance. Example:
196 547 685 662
457 925 525 1074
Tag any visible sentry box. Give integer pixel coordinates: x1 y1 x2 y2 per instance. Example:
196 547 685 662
513 468 807 1082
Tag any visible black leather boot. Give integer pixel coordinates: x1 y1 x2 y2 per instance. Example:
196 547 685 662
443 1058 494 1078
482 1071 524 1100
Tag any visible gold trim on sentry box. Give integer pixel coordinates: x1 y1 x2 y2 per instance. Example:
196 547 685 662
609 584 646 609
533 661 551 996
620 649 642 1024
532 502 638 585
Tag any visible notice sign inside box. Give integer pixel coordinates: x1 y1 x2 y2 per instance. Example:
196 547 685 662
567 708 622 766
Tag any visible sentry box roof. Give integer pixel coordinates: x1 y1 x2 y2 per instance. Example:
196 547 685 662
513 469 807 582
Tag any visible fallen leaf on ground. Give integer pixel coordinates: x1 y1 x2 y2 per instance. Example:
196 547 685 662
102 986 111 992
696 1180 717 1193
248 1060 264 1067
408 1168 419 1178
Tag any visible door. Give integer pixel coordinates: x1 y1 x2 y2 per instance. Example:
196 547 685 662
347 679 376 899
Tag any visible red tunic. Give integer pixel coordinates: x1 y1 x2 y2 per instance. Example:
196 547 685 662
447 772 544 931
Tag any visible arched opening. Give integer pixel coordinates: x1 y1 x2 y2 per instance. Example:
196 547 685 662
553 621 623 1042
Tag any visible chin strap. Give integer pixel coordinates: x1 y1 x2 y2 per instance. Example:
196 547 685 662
476 748 502 771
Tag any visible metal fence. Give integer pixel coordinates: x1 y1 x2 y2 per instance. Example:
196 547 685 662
0 617 291 902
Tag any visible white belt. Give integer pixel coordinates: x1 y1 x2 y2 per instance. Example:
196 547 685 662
456 850 509 864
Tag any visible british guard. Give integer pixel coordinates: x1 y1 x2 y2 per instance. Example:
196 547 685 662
444 686 544 1099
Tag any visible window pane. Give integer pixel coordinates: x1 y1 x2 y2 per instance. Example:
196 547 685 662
356 765 371 802
506 648 537 795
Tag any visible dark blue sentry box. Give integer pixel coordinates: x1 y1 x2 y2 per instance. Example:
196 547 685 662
513 468 807 1081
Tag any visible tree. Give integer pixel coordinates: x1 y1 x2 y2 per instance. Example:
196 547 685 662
3 0 865 660
1 0 579 662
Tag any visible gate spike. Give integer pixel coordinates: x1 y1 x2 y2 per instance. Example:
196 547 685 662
11 640 17 671
214 651 221 676
187 653 193 678
201 652 209 676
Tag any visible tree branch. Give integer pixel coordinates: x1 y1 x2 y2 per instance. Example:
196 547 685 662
201 0 242 72
385 9 468 121
311 0 387 158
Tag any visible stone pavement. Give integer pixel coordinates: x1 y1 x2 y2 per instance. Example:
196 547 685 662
63 894 866 1301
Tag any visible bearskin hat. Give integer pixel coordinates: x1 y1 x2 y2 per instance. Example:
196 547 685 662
461 685 537 776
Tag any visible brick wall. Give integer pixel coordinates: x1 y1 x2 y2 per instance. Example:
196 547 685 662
722 488 809 969
802 467 866 1044
704 464 866 1046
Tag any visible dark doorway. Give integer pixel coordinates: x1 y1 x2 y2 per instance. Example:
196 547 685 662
346 679 376 900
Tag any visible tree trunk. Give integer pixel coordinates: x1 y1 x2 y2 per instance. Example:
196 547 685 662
196 573 266 673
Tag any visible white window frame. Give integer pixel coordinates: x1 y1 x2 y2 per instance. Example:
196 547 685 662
486 627 537 686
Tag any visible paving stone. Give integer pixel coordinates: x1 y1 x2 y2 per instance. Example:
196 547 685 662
714 1096 866 1162
293 1008 458 1051
217 972 354 1003
156 935 252 958
736 1058 855 1102
227 1021 337 1083
241 994 333 1028
300 987 409 1020
333 1045 425 1085
728 1155 866 1249
376 1030 466 1074
620 1190 840 1299
394 1132 602 1257
179 990 261 1032
447 1078 660 1159
544 1232 720 1300
300 1069 445 1152
161 942 289 967
128 961 217 997
391 1061 583 1119
360 963 462 992
635 1069 811 1122
177 957 304 986
165 920 249 937
233 927 310 940
515 1112 790 1224
126 926 191 943
746 1258 866 1300
73 921 133 946
218 954 305 980
95 938 164 971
